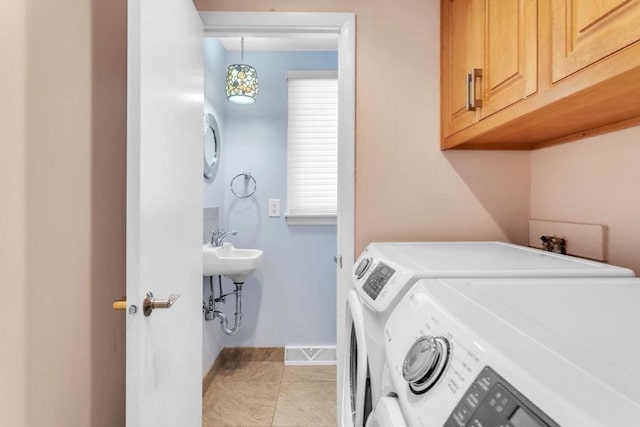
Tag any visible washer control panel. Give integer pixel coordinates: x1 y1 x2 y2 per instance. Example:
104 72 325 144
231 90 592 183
446 366 559 427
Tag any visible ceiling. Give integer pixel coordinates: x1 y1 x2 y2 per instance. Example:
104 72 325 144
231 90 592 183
217 36 337 52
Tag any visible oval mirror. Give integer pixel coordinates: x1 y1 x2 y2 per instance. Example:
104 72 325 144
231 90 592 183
203 113 220 180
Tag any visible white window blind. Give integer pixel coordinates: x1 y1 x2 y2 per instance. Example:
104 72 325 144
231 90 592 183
286 71 338 225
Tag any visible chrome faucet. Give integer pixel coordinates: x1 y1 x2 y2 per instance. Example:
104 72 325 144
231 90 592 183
211 228 238 247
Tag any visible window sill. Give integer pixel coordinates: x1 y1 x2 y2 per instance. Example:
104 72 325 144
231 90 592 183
285 214 337 226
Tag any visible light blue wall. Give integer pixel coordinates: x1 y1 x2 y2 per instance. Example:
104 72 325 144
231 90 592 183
215 51 339 350
202 38 226 375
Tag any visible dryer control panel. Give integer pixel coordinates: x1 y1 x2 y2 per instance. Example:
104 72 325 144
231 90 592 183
362 262 396 300
352 251 415 312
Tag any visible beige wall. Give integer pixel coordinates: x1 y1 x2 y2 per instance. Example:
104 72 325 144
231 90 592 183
0 3 27 426
195 0 532 253
532 126 640 274
1 1 127 426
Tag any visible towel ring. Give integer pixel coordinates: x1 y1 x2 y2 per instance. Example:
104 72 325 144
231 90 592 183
230 172 257 198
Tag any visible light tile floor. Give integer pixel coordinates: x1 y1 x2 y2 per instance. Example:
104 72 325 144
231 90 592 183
203 361 336 427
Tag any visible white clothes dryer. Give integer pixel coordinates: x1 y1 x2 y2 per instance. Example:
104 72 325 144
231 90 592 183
342 241 634 426
383 277 640 426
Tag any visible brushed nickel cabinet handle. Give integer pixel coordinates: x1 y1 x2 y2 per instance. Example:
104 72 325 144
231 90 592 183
465 71 472 111
466 68 483 111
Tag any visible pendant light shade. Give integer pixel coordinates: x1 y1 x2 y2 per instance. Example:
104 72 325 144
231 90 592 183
226 38 259 104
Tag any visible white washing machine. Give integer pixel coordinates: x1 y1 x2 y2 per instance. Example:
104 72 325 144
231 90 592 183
364 396 407 427
339 241 634 427
384 276 640 426
341 290 371 427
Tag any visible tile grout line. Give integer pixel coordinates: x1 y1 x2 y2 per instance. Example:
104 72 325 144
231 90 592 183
270 363 286 427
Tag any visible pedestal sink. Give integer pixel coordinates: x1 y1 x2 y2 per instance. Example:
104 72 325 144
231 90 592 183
203 242 263 282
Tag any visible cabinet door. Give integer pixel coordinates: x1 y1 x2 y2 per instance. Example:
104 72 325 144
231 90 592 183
482 0 537 117
442 0 484 137
552 0 640 82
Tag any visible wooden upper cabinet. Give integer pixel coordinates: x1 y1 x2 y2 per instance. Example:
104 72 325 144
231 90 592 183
483 0 537 116
551 0 640 82
442 0 484 137
440 0 640 149
441 0 537 138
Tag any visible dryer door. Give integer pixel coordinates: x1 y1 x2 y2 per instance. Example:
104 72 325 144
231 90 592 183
340 291 370 427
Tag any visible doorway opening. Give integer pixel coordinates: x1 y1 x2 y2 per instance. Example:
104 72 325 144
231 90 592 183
199 10 355 423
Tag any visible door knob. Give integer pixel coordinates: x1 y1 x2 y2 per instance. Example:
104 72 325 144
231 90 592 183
143 292 180 317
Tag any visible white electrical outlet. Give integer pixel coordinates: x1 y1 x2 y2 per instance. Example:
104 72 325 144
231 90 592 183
268 199 280 217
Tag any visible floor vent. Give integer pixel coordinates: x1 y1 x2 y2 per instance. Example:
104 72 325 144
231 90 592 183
284 346 336 365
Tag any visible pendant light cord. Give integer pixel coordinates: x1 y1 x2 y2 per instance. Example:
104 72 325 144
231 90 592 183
241 37 244 63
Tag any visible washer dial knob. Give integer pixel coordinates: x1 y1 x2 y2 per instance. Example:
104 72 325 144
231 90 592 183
402 335 451 394
354 257 372 279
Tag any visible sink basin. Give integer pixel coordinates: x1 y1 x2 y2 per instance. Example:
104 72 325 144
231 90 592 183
203 242 263 282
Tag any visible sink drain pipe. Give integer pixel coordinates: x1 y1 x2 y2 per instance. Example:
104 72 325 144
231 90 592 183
213 282 242 335
204 276 243 335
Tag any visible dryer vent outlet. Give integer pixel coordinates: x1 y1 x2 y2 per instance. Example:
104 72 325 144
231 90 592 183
284 346 337 365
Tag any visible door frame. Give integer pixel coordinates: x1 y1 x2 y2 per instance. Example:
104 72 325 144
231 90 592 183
200 11 355 422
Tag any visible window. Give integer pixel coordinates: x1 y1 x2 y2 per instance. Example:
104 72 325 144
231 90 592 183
286 70 338 225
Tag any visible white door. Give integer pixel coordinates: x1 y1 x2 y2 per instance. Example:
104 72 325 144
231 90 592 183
335 16 356 427
127 1 203 426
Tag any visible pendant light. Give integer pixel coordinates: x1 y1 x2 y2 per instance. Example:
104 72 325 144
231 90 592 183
225 37 259 104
